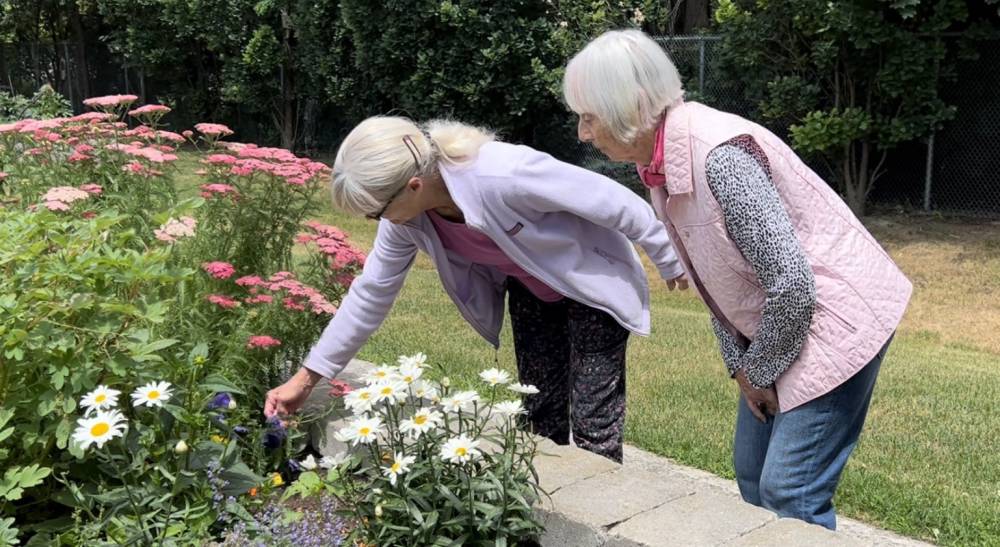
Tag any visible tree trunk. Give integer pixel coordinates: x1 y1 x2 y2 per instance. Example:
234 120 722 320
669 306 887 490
67 0 90 104
842 141 870 217
681 0 711 33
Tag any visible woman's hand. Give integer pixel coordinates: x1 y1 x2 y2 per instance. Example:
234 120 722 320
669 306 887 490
665 275 689 291
264 367 324 418
735 369 779 422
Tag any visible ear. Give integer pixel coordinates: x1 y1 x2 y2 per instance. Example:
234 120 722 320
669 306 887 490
406 176 422 191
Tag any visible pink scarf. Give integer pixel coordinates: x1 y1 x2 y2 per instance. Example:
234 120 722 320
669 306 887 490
637 117 666 189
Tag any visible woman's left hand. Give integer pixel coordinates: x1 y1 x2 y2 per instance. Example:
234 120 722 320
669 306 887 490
735 370 779 422
666 275 689 291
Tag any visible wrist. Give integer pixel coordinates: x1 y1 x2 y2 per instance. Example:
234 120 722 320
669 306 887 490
295 367 324 388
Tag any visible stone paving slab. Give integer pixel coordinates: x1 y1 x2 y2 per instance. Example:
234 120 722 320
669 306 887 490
307 359 933 547
608 489 776 546
543 468 696 528
723 518 866 546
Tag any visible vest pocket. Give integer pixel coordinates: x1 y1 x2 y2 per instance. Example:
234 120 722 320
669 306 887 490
813 301 858 335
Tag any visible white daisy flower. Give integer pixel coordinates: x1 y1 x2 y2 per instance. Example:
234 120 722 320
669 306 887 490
493 400 526 417
400 408 443 439
299 454 318 470
508 382 540 395
338 416 383 446
440 390 479 414
397 352 428 369
479 368 511 386
382 451 416 486
440 435 482 464
364 364 399 385
345 386 376 414
131 381 173 408
79 385 121 415
411 380 439 402
320 452 349 469
72 409 127 450
397 362 424 385
373 380 407 405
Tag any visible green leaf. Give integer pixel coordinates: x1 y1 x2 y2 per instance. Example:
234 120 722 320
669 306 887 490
0 465 51 502
0 517 19 546
199 374 246 395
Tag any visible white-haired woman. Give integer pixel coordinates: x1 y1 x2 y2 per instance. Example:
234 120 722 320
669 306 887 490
563 29 911 527
264 116 687 462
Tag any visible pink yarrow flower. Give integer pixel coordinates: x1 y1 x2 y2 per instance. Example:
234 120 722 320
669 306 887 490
207 294 240 309
235 275 263 287
42 186 91 211
79 184 103 195
83 94 139 109
195 123 234 137
247 335 281 349
128 104 172 117
154 216 197 243
202 261 236 279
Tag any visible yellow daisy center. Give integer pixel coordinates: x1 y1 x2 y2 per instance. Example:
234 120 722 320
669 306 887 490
95 394 106 403
391 463 401 473
147 390 160 400
381 387 392 395
403 376 413 382
91 422 110 436
359 392 370 400
455 447 467 457
414 415 427 425
359 427 371 436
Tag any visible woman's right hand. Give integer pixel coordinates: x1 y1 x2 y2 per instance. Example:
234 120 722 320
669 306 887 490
264 367 323 418
735 369 779 422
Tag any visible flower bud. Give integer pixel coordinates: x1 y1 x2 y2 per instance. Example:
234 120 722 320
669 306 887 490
174 440 189 454
227 399 237 410
441 377 450 388
374 505 383 517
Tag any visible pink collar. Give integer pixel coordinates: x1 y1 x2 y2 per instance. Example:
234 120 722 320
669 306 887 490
637 116 667 189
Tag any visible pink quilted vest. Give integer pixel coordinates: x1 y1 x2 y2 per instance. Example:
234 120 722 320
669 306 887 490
649 101 912 412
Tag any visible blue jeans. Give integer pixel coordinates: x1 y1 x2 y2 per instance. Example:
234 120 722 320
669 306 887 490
733 337 892 530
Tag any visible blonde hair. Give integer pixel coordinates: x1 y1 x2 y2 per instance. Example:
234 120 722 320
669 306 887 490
563 29 684 144
331 116 495 216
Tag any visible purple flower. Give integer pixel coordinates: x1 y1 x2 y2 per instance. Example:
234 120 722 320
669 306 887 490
208 392 233 410
233 425 249 436
262 416 286 449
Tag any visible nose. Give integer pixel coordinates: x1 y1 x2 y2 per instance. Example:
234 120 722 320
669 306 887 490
577 118 592 143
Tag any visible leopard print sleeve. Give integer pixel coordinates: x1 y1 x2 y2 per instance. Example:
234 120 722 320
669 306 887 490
712 316 746 378
704 135 816 389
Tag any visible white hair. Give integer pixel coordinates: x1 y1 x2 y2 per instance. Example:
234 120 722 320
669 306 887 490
563 29 684 144
331 116 495 216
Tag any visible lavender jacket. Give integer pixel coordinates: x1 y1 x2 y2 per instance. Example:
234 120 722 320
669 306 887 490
304 142 683 379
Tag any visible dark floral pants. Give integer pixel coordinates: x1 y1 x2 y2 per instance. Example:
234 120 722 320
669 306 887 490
507 279 629 463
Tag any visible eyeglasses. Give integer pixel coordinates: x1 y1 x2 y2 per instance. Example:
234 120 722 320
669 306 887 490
365 135 422 221
366 183 407 221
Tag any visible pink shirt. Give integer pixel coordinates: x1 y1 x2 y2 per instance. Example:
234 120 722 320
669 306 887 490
428 210 564 302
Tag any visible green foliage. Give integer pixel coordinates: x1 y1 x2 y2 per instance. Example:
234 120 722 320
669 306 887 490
312 359 544 546
713 0 985 215
0 86 72 122
0 103 358 544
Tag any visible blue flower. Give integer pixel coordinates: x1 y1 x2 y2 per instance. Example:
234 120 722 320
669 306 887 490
207 392 232 410
262 416 286 449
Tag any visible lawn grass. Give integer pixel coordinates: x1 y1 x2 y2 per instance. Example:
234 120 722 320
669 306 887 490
175 151 1000 545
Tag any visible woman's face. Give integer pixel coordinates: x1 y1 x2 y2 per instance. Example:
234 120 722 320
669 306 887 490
577 113 643 163
377 178 423 225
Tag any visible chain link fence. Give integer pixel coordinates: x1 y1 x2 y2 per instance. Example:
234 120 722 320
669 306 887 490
2 37 998 216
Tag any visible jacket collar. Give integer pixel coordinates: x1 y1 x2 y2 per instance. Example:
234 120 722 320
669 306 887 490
662 100 694 196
